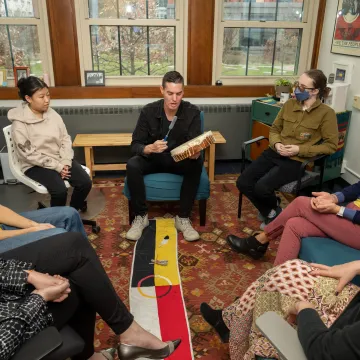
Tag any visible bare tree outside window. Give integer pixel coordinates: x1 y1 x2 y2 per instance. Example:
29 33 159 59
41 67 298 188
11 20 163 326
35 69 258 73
0 1 43 78
221 0 304 77
88 0 176 77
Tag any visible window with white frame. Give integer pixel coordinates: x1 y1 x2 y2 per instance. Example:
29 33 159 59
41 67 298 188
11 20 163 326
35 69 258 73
213 0 319 85
0 0 54 86
75 0 187 86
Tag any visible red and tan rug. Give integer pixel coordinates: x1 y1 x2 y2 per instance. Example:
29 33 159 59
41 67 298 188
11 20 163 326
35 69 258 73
89 175 289 359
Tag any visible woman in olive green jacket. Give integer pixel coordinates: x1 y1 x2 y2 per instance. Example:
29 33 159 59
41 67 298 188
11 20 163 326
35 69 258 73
232 69 338 234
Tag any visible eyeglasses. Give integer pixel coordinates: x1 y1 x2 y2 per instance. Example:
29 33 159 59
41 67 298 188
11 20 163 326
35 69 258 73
294 81 315 92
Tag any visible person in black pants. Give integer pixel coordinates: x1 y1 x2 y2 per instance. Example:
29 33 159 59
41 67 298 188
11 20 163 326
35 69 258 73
126 71 203 242
8 76 92 210
0 232 180 360
228 70 338 257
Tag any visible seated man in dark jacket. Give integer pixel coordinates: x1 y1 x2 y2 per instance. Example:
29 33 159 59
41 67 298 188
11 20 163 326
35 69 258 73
126 71 203 242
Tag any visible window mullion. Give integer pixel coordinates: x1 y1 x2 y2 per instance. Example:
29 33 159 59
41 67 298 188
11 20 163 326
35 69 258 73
4 0 9 16
32 0 40 19
85 18 177 26
146 26 150 75
221 21 306 29
118 26 122 76
5 25 15 70
271 29 278 76
302 0 309 23
245 28 250 76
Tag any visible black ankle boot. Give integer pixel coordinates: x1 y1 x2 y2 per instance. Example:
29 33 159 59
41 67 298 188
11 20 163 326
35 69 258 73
200 303 230 343
226 234 268 260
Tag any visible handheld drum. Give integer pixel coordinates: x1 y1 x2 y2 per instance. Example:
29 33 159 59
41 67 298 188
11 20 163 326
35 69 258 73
170 131 215 162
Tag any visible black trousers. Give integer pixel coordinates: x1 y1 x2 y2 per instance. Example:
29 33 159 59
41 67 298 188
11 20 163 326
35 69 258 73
237 148 302 217
1 232 134 360
25 160 92 210
126 153 203 218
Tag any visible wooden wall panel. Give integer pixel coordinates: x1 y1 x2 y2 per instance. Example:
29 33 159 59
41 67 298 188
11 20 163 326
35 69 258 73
0 85 273 100
311 0 327 69
187 0 215 85
46 0 81 86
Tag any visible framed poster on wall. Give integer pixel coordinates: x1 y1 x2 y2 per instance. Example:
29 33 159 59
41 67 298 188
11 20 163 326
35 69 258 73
331 0 360 57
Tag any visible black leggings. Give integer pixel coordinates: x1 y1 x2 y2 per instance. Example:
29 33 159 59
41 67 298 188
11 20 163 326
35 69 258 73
237 148 302 217
25 160 92 210
1 232 134 360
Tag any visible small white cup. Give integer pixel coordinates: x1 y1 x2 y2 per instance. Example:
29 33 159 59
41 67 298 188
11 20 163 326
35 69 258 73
280 92 290 104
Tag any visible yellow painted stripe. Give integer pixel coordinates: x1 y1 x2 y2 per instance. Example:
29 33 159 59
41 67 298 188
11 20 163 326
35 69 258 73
154 218 179 286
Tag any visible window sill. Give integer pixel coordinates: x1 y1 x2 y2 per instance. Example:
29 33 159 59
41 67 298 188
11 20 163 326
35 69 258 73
0 85 274 100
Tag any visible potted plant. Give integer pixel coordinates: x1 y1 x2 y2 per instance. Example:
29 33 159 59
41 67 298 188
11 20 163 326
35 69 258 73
274 78 293 98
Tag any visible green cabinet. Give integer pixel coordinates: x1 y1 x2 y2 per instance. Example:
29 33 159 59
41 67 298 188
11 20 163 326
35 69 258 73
251 98 352 183
251 99 280 126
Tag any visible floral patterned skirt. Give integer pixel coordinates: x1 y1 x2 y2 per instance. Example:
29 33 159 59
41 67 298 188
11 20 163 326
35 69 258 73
222 259 360 360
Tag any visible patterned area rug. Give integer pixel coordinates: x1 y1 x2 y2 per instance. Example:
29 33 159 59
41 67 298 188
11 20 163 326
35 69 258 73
89 175 289 359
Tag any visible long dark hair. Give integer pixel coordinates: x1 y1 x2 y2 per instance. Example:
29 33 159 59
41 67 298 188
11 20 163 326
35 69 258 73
304 69 331 99
17 76 48 102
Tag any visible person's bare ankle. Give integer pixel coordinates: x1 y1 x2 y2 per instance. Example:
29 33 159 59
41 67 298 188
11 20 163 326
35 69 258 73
256 232 269 244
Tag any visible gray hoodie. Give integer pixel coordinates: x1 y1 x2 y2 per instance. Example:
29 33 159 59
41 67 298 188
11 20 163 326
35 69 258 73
8 104 74 173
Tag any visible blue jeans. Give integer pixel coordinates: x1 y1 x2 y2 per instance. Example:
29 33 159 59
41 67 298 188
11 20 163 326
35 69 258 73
0 206 87 252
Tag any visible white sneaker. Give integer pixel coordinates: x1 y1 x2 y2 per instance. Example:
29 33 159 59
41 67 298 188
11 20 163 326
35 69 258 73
126 214 149 241
175 216 200 242
260 207 282 230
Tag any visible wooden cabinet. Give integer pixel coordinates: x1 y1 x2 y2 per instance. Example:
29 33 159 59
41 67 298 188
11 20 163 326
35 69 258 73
250 120 270 160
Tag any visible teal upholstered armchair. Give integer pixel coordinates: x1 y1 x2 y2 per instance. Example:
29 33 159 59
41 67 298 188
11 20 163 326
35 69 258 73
123 111 210 226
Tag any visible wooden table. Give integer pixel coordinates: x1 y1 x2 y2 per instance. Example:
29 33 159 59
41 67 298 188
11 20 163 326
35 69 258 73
73 131 226 182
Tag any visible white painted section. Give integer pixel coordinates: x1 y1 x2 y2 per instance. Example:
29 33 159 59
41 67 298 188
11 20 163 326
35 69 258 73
317 1 360 183
129 287 162 339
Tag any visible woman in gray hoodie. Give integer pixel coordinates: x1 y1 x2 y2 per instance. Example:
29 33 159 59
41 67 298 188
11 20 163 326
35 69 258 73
8 76 92 210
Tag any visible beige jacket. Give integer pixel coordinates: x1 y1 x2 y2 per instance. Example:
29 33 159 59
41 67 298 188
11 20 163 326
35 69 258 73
8 104 74 173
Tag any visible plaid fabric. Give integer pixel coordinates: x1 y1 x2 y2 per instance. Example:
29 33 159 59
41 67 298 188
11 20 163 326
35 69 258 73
0 258 53 360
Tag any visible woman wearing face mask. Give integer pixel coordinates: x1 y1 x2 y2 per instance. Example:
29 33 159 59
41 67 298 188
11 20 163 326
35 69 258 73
8 76 92 210
227 69 338 258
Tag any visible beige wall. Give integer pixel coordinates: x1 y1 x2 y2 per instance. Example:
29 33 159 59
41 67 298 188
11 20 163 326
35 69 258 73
318 1 360 184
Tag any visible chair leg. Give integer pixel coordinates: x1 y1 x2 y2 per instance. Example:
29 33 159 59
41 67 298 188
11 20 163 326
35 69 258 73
128 200 135 225
199 199 207 226
82 219 100 234
237 192 243 219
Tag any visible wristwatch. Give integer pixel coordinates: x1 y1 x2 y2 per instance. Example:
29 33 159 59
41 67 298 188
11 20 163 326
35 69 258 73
337 206 345 217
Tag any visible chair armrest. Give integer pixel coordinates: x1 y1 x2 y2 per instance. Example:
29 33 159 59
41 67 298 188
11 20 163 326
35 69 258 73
243 136 269 147
300 154 327 171
11 327 62 360
241 136 269 172
256 312 307 360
